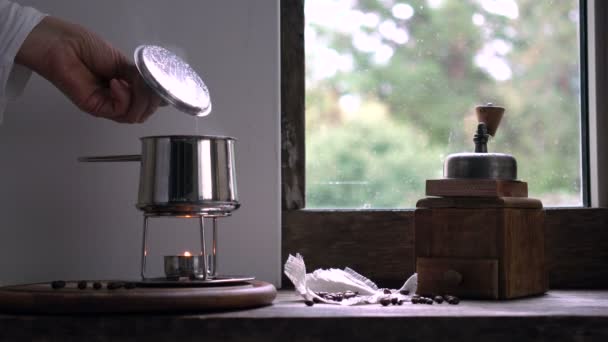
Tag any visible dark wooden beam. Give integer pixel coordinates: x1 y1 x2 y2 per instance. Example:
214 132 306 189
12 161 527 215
280 0 305 210
283 210 414 288
545 208 608 288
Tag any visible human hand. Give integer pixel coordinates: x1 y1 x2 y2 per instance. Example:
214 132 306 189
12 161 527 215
16 16 162 123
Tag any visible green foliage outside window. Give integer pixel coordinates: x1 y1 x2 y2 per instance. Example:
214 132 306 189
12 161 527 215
306 0 582 208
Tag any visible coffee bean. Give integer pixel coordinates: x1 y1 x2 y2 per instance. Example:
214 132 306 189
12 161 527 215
107 282 124 290
77 281 87 290
124 282 136 289
425 298 434 305
325 295 334 301
434 295 444 304
334 294 343 302
93 282 102 290
411 297 420 304
391 297 399 305
399 289 410 295
398 300 404 305
51 281 66 289
380 297 391 306
317 291 328 297
313 297 321 303
383 289 391 294
446 296 460 305
305 300 314 307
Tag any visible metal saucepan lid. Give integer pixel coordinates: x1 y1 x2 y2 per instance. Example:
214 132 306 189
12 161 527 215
134 45 212 117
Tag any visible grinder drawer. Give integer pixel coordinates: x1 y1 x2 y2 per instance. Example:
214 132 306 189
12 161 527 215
416 257 499 299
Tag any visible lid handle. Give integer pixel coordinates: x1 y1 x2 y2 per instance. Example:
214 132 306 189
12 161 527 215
78 154 142 162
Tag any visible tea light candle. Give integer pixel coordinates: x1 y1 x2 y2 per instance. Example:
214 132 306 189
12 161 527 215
164 251 206 279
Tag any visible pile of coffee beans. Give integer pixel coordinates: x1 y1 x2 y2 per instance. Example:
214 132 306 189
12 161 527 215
305 290 360 306
49 280 137 290
444 295 460 305
380 296 404 306
302 289 460 307
411 295 434 304
411 294 460 305
106 282 124 290
316 290 359 302
51 280 66 289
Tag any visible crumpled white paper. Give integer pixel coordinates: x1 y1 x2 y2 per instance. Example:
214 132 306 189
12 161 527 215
284 253 417 305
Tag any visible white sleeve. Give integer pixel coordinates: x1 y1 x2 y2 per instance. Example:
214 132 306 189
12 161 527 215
0 0 46 123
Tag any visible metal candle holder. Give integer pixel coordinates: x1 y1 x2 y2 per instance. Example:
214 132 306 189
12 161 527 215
164 255 206 279
140 214 224 281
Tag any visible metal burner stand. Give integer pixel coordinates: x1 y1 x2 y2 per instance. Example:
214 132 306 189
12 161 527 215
140 213 228 282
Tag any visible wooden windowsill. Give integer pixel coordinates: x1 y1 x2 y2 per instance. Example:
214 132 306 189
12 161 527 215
2 290 607 341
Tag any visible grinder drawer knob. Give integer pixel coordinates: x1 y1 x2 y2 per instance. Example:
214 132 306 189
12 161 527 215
443 269 463 287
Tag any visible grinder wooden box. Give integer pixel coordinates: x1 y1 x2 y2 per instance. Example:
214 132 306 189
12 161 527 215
414 195 547 299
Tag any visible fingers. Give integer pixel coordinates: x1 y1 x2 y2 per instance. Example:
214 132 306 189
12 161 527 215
88 75 161 124
118 74 162 123
109 79 130 115
76 76 160 124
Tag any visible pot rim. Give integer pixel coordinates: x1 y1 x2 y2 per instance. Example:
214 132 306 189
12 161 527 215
140 135 236 141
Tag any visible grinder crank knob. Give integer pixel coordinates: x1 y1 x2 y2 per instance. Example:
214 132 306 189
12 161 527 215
442 269 463 287
475 103 504 137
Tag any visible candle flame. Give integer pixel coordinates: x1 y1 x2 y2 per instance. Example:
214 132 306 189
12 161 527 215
183 251 192 257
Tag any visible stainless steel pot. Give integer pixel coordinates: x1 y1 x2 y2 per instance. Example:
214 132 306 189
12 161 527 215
79 135 239 216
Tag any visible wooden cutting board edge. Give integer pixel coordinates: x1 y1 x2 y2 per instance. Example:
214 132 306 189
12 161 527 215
0 280 277 314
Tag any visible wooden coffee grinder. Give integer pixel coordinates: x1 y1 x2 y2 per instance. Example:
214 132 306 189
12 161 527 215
414 104 547 299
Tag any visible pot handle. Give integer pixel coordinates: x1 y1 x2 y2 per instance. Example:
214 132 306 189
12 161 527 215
78 154 142 162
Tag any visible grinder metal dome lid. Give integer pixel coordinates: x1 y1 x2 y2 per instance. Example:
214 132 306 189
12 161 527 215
443 103 517 181
134 45 212 117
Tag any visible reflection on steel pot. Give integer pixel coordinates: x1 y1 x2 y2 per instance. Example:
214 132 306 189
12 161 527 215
79 135 239 216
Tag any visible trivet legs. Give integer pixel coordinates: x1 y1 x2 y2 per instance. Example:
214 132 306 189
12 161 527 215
139 215 220 280
198 216 208 280
211 217 218 278
140 216 149 280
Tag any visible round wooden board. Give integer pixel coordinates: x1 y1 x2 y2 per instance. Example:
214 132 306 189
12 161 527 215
0 280 276 314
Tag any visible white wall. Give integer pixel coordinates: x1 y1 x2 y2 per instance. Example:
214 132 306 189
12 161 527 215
0 0 280 286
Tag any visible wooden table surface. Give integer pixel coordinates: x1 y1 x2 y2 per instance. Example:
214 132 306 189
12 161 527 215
1 290 607 341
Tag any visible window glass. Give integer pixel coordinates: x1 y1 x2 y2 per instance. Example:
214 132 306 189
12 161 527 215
305 0 583 208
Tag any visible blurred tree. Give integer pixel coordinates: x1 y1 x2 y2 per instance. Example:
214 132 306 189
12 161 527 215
306 0 581 207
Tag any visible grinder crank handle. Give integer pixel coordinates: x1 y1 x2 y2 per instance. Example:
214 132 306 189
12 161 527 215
78 155 142 162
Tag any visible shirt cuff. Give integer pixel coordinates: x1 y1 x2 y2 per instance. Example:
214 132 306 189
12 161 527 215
1 4 47 99
0 2 46 122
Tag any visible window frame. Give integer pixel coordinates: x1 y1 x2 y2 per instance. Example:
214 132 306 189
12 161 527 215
281 0 608 289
